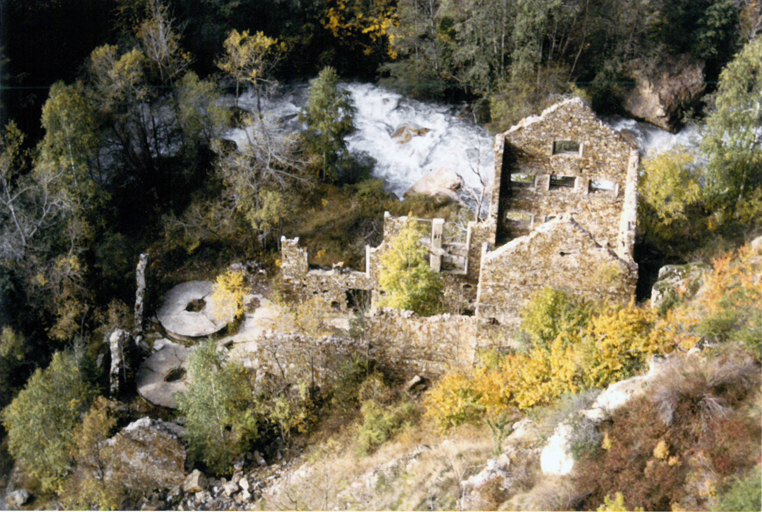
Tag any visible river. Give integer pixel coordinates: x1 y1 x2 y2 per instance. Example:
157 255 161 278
226 83 702 199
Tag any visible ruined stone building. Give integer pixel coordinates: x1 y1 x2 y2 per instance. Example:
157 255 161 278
280 98 640 376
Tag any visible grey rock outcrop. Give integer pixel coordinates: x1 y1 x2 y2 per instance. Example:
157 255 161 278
624 55 705 132
104 417 186 491
6 489 30 509
651 262 711 311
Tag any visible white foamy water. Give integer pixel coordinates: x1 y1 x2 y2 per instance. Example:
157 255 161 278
607 116 702 155
226 82 704 200
226 83 494 198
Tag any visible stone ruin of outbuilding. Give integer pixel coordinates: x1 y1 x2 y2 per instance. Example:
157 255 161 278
278 97 640 376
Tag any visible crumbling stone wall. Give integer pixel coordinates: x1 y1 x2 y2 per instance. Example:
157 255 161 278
281 237 374 312
365 308 477 379
476 216 637 330
490 98 637 250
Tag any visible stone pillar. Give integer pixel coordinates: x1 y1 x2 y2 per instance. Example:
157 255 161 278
109 328 131 396
280 237 308 280
430 218 444 272
134 253 149 344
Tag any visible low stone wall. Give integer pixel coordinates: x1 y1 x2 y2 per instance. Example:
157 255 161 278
232 333 363 390
365 308 478 379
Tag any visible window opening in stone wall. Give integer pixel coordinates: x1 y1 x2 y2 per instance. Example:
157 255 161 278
346 289 371 311
510 173 535 188
590 179 617 193
549 175 576 189
553 140 580 155
505 211 533 231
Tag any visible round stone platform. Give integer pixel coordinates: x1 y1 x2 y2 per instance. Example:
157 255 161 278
157 281 236 341
136 341 192 409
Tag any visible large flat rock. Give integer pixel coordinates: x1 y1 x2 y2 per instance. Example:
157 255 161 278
137 341 192 408
157 281 235 339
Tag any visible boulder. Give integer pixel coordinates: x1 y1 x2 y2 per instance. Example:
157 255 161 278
391 123 430 144
223 479 239 497
540 422 575 476
184 470 207 494
6 489 30 509
404 168 463 202
624 55 705 133
104 418 186 492
651 262 712 311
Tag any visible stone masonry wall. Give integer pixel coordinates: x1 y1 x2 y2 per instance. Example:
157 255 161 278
365 308 478 379
491 98 634 248
476 216 637 330
281 237 374 312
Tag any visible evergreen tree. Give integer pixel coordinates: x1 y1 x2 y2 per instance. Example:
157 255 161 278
300 66 356 181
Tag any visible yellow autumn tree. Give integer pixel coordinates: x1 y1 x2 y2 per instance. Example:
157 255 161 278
217 29 288 109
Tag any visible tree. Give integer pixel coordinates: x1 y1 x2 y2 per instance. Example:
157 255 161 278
378 215 442 316
0 326 26 409
136 0 191 84
701 38 762 216
177 341 257 475
300 66 356 181
1 351 95 491
177 71 230 157
640 148 702 227
216 29 287 109
215 113 310 244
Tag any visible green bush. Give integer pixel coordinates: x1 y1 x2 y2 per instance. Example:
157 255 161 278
357 399 416 455
519 287 592 349
2 351 95 491
713 466 762 512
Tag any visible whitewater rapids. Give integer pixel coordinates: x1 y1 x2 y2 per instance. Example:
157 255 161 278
226 83 701 199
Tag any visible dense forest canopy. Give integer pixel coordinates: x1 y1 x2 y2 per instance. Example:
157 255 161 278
0 0 760 509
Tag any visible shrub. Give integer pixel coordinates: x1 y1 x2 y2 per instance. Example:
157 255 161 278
209 268 249 321
579 303 669 389
597 492 644 512
2 351 95 491
177 341 257 475
357 398 416 454
61 397 122 510
519 287 592 349
713 466 762 512
424 371 484 430
574 347 761 511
